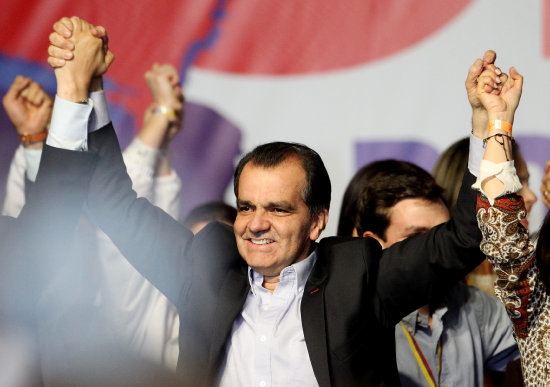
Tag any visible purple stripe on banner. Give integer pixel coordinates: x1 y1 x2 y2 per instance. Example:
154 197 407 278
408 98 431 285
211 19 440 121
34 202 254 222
171 102 241 220
515 136 550 177
355 141 439 173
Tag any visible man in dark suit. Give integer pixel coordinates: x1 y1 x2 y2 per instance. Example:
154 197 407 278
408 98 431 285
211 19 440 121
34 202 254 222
0 79 98 385
47 16 487 386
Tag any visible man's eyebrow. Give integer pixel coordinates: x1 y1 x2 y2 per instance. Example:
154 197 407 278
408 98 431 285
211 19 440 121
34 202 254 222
236 200 297 211
267 201 296 210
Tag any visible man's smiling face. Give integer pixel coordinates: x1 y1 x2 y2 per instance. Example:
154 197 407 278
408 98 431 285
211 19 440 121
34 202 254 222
234 157 326 278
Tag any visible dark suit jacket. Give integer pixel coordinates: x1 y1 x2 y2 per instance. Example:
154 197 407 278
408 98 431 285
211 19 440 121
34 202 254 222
0 144 98 315
0 144 97 385
84 124 484 386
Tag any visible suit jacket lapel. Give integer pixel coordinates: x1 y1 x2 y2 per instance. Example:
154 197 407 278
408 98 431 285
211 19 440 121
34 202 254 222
302 249 331 387
208 265 249 373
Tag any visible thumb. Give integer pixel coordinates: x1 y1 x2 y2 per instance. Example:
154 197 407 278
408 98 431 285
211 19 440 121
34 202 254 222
509 67 523 89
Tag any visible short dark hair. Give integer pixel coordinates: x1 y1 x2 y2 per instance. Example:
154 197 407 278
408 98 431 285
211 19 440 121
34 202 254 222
234 142 331 217
183 201 237 230
337 165 377 236
338 160 444 239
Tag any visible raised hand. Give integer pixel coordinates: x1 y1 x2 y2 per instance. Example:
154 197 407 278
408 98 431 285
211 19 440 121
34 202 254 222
145 63 182 107
140 63 184 149
48 17 111 68
466 50 498 111
476 66 523 124
2 76 52 149
48 16 114 101
465 50 508 137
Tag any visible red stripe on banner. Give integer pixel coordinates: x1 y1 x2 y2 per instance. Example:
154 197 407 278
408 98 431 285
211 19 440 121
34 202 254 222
0 0 220 127
194 0 473 74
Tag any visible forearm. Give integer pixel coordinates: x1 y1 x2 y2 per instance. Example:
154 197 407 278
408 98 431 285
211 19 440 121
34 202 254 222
477 193 539 337
2 146 28 217
3 143 98 310
123 138 158 201
471 108 488 139
155 154 173 177
87 125 192 304
152 168 182 219
377 170 484 325
138 112 172 150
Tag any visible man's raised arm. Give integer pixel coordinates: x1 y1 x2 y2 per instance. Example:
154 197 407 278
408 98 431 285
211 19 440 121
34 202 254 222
371 53 510 325
47 17 198 306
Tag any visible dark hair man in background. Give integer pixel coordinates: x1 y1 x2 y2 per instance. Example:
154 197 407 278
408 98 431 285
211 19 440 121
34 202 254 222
339 159 519 386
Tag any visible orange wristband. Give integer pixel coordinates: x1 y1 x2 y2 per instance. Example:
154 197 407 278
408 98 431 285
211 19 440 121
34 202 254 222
19 130 48 145
488 120 512 135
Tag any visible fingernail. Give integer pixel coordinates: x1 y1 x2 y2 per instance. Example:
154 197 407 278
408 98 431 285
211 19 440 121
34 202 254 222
494 83 498 88
496 77 501 83
65 52 72 59
495 68 502 75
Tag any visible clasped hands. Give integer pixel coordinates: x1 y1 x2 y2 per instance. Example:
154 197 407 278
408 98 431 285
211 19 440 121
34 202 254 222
48 16 114 102
473 57 523 125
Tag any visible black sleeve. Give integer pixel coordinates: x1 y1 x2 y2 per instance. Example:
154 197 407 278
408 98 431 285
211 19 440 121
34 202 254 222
373 170 484 326
86 124 195 306
0 144 98 314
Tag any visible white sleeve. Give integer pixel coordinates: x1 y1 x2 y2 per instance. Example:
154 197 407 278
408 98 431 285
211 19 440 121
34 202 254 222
122 138 181 218
23 148 42 183
468 133 484 177
2 146 27 217
123 138 160 202
47 96 92 151
89 90 111 132
472 160 522 204
152 170 182 220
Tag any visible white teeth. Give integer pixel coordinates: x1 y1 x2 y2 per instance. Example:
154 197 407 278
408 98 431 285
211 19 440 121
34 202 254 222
250 239 273 245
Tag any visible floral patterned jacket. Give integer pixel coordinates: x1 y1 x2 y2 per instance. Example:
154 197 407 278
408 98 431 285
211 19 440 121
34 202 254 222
477 194 546 387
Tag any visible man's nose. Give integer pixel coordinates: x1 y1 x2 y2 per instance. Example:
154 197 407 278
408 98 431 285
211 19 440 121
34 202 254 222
248 210 270 233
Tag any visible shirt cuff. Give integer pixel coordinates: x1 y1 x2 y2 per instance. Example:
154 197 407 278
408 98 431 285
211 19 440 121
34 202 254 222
47 95 92 151
124 137 163 170
23 148 42 182
468 133 484 177
472 160 522 205
89 90 111 132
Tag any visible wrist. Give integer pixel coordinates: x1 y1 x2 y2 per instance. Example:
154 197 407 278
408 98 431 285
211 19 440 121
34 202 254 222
56 83 89 103
152 105 177 117
89 76 104 93
138 115 170 149
487 112 514 125
488 120 512 136
18 129 48 148
55 71 90 103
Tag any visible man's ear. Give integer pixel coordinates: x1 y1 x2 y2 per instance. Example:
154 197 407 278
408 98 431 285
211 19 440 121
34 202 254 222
309 209 329 241
362 230 386 249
